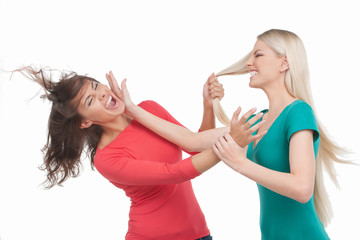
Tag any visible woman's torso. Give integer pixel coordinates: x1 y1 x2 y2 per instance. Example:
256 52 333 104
247 100 329 240
94 101 209 240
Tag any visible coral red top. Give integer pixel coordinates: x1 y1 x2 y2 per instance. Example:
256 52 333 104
94 101 210 240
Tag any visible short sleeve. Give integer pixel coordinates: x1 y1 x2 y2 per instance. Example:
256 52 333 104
286 101 319 143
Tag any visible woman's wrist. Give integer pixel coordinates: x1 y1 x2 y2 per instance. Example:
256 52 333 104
125 103 139 118
235 156 252 175
203 98 214 109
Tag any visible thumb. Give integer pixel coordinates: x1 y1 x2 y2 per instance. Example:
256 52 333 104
231 106 241 124
207 72 215 81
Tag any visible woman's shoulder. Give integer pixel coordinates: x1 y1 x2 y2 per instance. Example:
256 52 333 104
284 100 319 141
282 99 314 120
287 99 313 112
138 100 166 113
138 100 171 120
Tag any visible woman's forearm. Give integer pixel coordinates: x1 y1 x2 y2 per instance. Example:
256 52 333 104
213 132 315 204
192 148 220 173
239 160 314 203
199 103 216 131
129 105 229 152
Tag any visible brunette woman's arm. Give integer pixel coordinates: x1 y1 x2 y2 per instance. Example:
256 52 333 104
199 73 224 131
106 71 266 152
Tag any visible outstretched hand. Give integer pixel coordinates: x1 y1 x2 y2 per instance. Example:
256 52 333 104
105 71 136 114
230 107 267 148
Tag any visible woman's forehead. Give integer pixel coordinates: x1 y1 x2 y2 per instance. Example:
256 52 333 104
73 80 92 108
252 40 268 51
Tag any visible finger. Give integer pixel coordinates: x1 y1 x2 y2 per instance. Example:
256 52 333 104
208 72 215 80
212 144 222 158
120 78 128 95
239 107 257 125
246 112 265 128
215 140 225 155
223 132 236 144
249 119 266 133
207 73 215 83
106 73 117 93
252 130 268 141
106 74 119 95
106 72 116 89
209 75 219 84
209 87 220 96
231 106 242 125
218 135 228 147
209 82 222 89
210 92 224 100
105 73 110 81
210 88 225 98
109 71 121 91
209 86 223 93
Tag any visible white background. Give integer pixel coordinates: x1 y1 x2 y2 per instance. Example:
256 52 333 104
0 0 359 239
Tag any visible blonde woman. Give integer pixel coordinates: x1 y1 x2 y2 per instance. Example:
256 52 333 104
212 29 346 239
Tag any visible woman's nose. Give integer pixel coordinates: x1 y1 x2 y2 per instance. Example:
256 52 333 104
246 56 253 67
98 91 106 100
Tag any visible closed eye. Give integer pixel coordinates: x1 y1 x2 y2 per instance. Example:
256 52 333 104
85 82 99 107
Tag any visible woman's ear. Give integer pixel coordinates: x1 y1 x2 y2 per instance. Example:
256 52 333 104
80 119 93 129
280 56 289 72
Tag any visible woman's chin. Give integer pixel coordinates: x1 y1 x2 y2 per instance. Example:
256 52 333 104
249 81 257 88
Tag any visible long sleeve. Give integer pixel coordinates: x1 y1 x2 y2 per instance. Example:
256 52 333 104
95 153 200 185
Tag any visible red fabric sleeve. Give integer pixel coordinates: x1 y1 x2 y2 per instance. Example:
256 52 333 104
139 101 200 156
95 153 200 185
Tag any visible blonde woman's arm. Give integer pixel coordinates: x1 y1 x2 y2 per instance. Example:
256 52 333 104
213 126 316 204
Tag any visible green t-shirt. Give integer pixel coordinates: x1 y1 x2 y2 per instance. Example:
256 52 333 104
247 100 330 240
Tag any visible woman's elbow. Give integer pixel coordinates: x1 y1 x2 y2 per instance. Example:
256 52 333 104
295 184 314 204
182 145 205 153
182 133 207 152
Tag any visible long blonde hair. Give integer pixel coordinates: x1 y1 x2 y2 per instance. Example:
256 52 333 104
214 29 348 227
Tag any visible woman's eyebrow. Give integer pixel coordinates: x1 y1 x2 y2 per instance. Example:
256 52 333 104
254 49 262 55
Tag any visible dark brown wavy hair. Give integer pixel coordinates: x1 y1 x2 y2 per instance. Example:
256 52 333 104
13 66 103 189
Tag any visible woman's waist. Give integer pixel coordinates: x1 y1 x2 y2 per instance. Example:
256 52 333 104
128 181 199 214
127 202 209 240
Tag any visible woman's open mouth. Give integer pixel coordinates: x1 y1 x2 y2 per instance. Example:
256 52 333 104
105 95 119 110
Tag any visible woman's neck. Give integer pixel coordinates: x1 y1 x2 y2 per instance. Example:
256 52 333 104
263 81 297 116
99 114 133 149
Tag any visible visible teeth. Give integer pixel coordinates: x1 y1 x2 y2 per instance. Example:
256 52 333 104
250 71 258 77
106 96 112 109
